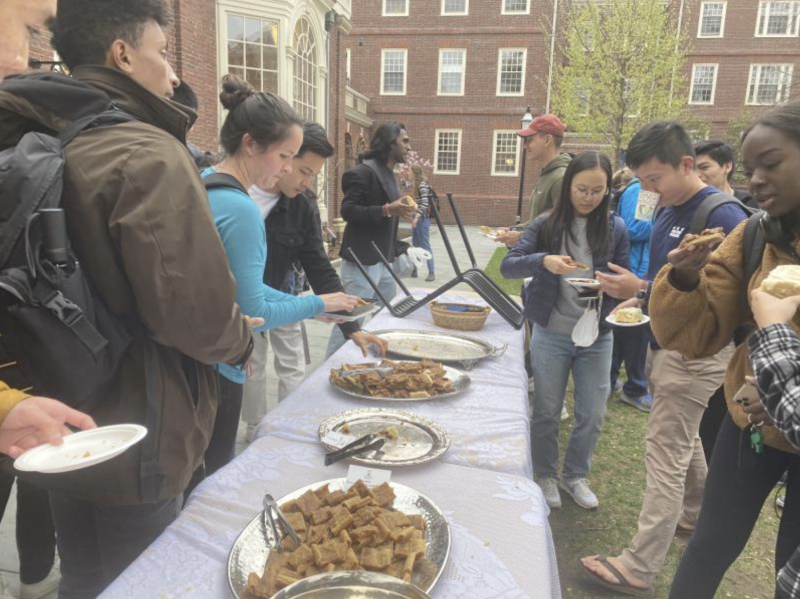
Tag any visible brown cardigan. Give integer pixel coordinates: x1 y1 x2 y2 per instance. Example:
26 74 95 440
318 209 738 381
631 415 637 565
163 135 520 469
650 220 799 453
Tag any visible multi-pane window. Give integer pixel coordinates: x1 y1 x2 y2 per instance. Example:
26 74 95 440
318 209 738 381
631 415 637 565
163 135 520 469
698 2 726 37
689 64 718 105
381 49 407 95
383 0 408 16
434 130 462 175
492 131 520 176
292 19 317 121
756 2 800 36
747 64 794 104
442 0 468 14
438 49 466 95
496 49 526 96
503 0 530 14
226 14 279 93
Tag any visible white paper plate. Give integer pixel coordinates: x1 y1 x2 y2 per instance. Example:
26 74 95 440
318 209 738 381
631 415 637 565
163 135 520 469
605 314 651 328
13 424 147 474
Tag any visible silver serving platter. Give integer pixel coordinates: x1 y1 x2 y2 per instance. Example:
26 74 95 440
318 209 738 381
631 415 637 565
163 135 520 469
318 409 450 467
227 479 451 599
330 362 471 402
369 329 507 370
272 571 432 599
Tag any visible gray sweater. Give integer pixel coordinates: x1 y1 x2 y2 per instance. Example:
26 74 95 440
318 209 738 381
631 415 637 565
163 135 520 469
548 218 593 335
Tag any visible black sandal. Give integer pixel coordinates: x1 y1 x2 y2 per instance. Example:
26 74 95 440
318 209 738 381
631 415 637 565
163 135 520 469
580 555 655 597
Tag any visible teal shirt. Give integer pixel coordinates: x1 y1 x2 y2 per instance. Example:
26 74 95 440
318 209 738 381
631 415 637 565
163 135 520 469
202 168 324 383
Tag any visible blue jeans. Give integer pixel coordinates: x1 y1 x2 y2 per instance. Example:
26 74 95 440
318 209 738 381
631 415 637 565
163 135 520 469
411 216 434 273
326 259 397 356
530 324 613 480
610 325 649 398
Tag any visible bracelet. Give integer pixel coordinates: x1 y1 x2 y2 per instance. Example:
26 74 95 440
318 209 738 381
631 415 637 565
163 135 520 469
382 203 389 218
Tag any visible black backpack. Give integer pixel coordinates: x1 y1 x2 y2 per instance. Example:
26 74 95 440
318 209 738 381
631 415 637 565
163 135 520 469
0 110 134 411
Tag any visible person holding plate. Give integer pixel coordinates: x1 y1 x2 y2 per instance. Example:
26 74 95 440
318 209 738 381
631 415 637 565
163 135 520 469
501 151 629 510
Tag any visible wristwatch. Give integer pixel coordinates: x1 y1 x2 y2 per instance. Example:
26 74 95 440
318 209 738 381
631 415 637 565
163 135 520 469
635 283 649 302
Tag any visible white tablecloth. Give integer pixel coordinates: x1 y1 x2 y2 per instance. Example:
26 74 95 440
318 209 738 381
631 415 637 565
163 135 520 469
256 293 532 479
100 435 560 599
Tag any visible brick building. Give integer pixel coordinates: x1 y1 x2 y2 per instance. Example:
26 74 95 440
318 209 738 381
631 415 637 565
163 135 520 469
347 0 799 226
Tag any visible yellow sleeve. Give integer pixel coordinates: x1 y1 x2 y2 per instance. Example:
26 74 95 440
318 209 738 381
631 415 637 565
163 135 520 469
0 380 29 425
649 221 751 359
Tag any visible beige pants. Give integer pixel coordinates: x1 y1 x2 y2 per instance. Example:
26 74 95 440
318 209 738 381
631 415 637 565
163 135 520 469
241 322 306 427
619 344 734 585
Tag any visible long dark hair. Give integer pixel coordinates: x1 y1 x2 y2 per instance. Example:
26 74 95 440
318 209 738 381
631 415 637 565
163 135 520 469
540 151 614 258
358 121 406 164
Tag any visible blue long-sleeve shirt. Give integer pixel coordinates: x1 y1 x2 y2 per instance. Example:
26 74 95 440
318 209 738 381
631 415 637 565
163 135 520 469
203 168 324 383
616 181 651 278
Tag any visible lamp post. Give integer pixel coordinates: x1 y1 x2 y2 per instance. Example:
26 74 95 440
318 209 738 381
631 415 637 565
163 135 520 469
515 106 534 225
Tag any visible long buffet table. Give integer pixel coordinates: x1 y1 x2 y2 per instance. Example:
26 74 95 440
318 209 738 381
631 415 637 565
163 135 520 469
100 293 561 599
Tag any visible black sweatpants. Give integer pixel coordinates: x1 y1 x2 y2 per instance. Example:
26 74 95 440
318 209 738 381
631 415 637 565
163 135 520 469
669 414 800 599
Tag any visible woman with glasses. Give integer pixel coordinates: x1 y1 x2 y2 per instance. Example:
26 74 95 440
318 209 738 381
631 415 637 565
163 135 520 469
501 151 630 510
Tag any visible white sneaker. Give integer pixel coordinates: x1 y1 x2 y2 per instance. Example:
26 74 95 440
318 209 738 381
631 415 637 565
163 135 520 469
20 560 60 599
561 404 569 421
537 477 561 509
560 478 599 510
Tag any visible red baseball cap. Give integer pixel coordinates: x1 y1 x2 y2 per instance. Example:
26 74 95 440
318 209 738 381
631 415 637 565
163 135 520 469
517 114 567 138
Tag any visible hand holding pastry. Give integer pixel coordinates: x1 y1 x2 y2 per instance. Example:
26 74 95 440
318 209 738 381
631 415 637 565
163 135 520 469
544 255 579 275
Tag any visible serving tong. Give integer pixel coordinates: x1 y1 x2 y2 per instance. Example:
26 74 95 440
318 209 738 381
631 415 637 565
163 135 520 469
262 494 301 553
324 433 386 466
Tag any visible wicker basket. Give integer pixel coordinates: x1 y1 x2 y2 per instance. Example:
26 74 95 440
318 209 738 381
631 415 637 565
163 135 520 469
429 302 491 331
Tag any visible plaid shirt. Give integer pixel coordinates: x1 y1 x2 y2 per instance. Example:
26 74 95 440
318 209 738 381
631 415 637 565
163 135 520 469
748 324 800 598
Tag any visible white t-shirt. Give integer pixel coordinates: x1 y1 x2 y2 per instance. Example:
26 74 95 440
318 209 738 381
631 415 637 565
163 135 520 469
249 185 281 220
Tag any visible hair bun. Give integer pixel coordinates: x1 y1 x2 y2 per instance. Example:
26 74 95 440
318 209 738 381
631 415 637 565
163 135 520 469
219 74 255 111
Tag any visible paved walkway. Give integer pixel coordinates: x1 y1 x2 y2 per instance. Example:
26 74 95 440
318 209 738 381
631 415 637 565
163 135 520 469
0 225 501 598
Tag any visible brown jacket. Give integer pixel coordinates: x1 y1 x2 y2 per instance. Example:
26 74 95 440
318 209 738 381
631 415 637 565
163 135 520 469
0 67 251 503
650 221 797 453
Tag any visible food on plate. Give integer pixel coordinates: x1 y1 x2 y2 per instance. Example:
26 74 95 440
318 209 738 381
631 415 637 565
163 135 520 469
378 426 399 441
355 298 370 307
331 360 453 399
246 480 438 597
679 227 726 250
340 422 351 434
479 225 498 236
614 307 644 324
567 258 591 270
400 195 418 209
761 265 800 298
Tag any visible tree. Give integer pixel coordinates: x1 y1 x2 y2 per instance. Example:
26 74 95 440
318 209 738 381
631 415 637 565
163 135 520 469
551 0 690 166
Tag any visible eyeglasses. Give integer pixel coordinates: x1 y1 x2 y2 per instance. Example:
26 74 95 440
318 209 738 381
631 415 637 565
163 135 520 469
572 188 607 200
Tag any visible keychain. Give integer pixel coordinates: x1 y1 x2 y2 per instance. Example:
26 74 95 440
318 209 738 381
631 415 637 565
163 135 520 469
749 421 764 455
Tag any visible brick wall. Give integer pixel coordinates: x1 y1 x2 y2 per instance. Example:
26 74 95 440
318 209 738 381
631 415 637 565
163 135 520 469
347 0 559 227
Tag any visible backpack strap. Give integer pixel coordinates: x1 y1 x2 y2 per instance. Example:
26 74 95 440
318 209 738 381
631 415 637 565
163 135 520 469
203 173 248 195
689 191 750 234
742 213 767 285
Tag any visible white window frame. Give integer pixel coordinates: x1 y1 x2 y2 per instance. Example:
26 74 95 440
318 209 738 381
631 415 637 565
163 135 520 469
437 48 467 96
697 2 727 38
492 130 521 177
441 0 469 15
502 0 530 15
755 1 800 37
689 63 719 105
496 48 527 97
382 0 409 17
380 49 408 96
746 63 794 105
434 129 462 175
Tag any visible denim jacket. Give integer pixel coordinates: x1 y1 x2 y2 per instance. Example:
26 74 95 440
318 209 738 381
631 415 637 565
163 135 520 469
501 213 630 335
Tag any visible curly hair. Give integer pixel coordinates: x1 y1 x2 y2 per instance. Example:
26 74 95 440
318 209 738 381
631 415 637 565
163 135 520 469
51 0 172 70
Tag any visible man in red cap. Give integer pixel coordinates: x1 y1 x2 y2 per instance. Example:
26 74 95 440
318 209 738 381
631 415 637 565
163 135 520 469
497 114 572 247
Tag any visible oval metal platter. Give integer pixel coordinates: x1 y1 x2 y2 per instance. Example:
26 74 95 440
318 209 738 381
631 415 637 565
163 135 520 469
272 571 433 599
227 479 451 598
329 362 471 402
369 329 507 370
318 409 451 467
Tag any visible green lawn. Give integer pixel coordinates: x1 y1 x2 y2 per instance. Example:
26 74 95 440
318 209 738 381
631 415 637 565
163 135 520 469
483 247 779 598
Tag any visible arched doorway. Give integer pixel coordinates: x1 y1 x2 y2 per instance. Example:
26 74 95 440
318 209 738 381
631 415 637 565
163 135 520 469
292 18 318 121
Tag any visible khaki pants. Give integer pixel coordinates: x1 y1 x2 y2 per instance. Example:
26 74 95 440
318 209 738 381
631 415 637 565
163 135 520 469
619 344 734 585
241 322 306 427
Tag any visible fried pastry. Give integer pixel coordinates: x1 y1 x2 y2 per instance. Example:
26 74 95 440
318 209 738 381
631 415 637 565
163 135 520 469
679 227 726 249
761 265 800 298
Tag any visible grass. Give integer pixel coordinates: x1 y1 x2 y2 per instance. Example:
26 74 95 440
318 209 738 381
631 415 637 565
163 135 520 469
483 246 780 599
484 247 523 297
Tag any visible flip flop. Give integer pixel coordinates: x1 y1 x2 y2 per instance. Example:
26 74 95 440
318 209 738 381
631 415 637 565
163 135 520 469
580 555 656 597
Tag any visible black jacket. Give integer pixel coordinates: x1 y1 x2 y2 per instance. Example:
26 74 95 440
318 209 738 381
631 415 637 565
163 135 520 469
265 193 359 338
340 160 409 266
